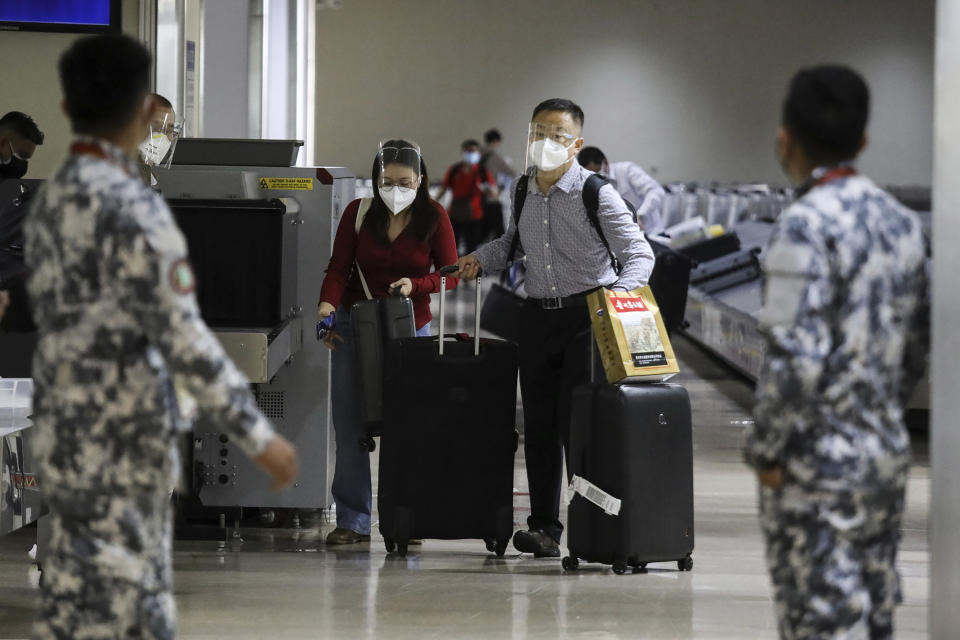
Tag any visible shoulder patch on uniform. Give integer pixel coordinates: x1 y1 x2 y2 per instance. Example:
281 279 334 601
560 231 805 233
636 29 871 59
169 258 196 294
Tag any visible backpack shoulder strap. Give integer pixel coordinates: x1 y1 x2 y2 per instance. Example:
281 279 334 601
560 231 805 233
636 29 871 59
355 197 372 234
506 174 529 265
582 174 620 273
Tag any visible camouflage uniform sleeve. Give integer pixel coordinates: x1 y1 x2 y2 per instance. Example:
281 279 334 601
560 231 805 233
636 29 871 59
899 257 930 407
743 212 833 470
106 195 275 457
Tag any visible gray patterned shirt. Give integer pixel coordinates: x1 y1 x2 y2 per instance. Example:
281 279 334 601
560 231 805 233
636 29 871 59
25 137 274 495
743 175 928 490
473 161 654 297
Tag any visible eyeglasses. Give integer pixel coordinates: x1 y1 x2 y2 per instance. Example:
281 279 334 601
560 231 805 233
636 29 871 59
150 117 182 140
316 312 337 341
380 178 418 189
528 129 576 145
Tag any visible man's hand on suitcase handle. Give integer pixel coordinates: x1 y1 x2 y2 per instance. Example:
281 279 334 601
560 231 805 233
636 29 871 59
253 434 299 491
451 257 481 280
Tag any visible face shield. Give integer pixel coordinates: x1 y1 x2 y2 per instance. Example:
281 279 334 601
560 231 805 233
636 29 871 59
525 122 579 173
139 112 182 168
378 139 422 215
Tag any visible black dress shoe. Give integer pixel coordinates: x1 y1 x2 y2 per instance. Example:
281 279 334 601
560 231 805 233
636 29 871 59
512 529 560 558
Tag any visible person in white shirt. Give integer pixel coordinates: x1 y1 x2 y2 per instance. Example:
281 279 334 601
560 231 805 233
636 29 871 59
579 146 666 235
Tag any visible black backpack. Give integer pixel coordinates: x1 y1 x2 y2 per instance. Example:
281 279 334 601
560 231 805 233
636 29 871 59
506 173 633 272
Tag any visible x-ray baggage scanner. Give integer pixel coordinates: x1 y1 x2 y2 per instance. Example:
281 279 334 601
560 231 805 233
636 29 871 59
156 139 354 510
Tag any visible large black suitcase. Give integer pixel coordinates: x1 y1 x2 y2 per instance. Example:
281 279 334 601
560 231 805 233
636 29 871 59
647 238 693 335
675 231 740 264
350 294 416 446
564 381 695 575
689 247 762 294
378 267 519 556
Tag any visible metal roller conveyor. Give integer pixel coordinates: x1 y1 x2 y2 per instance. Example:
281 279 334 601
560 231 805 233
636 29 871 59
678 219 930 411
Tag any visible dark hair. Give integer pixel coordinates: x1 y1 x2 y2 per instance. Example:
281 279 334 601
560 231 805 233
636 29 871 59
59 35 152 136
782 65 869 165
532 98 584 127
365 140 438 244
0 111 44 145
152 93 173 110
484 128 502 145
578 146 606 167
461 139 480 151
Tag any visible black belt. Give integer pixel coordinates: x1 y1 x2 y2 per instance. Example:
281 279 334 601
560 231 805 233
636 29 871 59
527 287 601 310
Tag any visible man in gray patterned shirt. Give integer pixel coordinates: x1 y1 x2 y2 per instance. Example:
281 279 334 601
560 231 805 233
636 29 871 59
743 66 928 639
26 35 298 639
457 98 654 557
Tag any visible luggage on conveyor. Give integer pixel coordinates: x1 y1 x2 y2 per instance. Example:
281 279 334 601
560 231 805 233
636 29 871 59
675 231 741 264
350 293 416 448
564 381 695 575
378 266 519 557
647 238 693 335
689 247 762 294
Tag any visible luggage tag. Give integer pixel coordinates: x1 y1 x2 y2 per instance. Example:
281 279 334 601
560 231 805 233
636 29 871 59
568 474 622 516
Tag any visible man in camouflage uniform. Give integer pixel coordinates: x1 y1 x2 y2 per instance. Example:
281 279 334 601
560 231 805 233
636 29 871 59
743 66 929 639
24 35 299 639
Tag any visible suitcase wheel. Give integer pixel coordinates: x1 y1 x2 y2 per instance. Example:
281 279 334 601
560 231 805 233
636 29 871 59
358 436 376 453
562 556 579 571
485 538 509 557
677 555 693 572
612 561 627 576
384 539 395 553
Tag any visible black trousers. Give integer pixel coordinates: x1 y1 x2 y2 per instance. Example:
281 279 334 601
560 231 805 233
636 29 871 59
517 300 592 543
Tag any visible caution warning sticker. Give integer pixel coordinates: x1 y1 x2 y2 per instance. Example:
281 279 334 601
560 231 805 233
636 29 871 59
258 177 313 191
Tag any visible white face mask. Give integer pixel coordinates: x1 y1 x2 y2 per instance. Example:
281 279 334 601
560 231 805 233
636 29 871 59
139 133 172 166
528 138 574 172
379 185 417 215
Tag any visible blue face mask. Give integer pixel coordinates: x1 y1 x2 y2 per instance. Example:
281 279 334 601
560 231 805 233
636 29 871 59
464 151 481 165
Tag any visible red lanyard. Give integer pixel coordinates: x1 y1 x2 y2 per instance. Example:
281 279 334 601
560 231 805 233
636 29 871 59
796 166 856 199
69 141 135 177
812 166 857 188
69 141 109 159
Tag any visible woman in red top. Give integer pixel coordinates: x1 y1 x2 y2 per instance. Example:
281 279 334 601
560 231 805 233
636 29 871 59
317 139 458 545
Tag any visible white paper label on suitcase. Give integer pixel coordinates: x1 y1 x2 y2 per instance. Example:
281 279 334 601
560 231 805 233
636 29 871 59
569 475 622 516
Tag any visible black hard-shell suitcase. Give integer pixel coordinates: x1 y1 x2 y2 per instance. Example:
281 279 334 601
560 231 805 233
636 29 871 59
675 231 740 264
689 247 761 294
564 381 695 575
647 238 693 335
378 267 519 557
350 294 416 446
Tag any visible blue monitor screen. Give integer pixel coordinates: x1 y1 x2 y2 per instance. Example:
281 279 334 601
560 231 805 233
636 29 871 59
0 0 117 32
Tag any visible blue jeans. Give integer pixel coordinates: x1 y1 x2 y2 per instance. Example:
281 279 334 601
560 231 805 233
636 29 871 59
330 307 431 534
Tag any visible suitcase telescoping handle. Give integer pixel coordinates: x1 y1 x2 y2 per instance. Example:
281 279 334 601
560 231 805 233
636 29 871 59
438 264 481 357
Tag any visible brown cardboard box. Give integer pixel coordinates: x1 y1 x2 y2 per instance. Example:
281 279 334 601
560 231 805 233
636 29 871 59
587 286 679 383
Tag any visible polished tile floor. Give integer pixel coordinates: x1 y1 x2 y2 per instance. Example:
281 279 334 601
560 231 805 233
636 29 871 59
0 332 930 639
